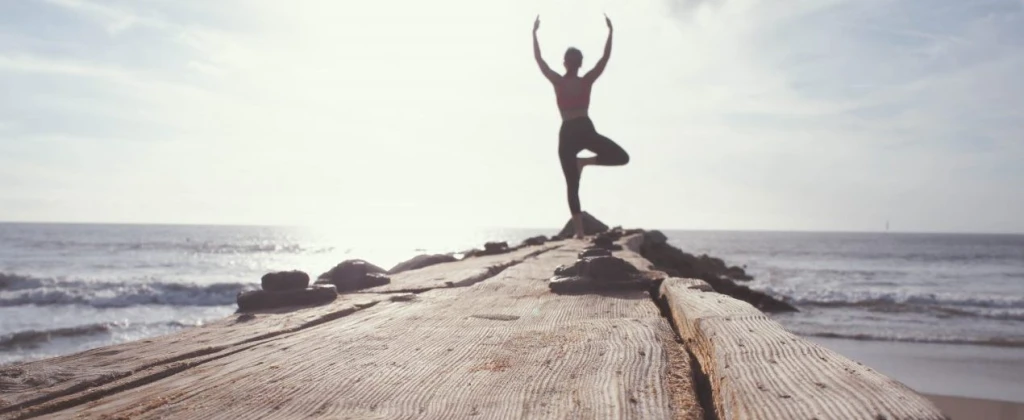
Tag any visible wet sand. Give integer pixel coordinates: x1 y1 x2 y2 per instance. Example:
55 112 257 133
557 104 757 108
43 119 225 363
806 336 1024 404
926 394 1024 420
809 336 1024 418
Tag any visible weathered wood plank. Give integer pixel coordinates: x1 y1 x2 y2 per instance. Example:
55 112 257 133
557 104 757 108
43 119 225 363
364 244 557 293
660 277 948 420
0 246 538 417
11 240 701 420
0 293 390 414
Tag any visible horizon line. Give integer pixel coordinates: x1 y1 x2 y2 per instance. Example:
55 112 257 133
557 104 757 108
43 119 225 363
1 220 1021 236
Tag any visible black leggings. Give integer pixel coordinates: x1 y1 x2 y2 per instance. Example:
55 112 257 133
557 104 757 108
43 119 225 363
558 116 629 215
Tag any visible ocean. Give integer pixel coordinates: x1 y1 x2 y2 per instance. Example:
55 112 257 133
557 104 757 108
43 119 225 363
2 223 1023 369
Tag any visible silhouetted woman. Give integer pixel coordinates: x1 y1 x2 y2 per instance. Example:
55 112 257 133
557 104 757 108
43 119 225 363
533 14 629 239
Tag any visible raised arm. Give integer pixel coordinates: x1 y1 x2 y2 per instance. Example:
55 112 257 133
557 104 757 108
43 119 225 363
584 15 613 83
533 15 559 83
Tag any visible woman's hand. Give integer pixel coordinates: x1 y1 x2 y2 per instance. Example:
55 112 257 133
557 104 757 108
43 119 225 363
584 14 614 82
604 13 613 32
534 15 541 33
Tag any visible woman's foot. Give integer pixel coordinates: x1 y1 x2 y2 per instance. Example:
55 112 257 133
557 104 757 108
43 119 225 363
572 213 586 239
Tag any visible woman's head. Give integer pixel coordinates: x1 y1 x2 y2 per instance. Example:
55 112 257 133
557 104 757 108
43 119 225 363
564 47 583 71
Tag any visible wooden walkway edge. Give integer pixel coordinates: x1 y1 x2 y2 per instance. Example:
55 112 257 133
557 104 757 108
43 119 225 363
659 276 947 419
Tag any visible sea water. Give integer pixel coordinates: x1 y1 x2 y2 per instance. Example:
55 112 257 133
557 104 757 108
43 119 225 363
671 231 1024 348
0 223 547 364
2 224 1022 366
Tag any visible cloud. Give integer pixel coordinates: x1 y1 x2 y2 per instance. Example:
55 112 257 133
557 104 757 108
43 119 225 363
0 53 129 79
0 0 1022 231
628 0 1024 231
39 0 172 34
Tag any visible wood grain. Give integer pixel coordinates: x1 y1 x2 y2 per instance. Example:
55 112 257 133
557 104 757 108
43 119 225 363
362 245 556 293
660 277 949 420
5 240 702 420
0 294 388 415
0 245 540 418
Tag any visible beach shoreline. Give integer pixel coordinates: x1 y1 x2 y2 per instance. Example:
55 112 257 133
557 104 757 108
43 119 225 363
925 394 1024 420
801 335 1024 418
805 336 1024 404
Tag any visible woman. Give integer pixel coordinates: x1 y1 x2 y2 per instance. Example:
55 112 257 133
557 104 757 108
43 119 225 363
533 14 629 239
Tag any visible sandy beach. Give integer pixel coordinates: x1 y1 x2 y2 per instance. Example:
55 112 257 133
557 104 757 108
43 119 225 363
808 336 1024 419
808 337 1024 403
927 394 1024 420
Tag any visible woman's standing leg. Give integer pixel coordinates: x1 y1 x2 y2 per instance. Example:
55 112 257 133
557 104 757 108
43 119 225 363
559 124 586 238
559 141 583 217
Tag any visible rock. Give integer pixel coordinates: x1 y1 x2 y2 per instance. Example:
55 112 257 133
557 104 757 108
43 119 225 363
389 254 458 274
556 211 610 238
548 275 648 294
576 256 641 283
609 226 643 237
590 233 623 251
237 284 337 312
554 264 578 277
592 234 614 249
643 230 668 246
635 239 795 313
484 241 508 252
548 271 648 295
317 259 386 282
698 254 728 273
261 270 310 292
716 283 797 312
315 272 390 293
460 240 512 257
315 260 390 293
548 275 594 294
549 253 649 294
521 235 548 246
725 265 753 281
578 247 612 259
465 241 511 257
595 229 625 243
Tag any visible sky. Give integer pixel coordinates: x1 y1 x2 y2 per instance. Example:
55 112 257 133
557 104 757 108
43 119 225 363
1 0 1022 233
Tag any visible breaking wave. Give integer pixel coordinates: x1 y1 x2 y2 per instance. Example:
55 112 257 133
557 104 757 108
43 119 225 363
0 321 199 350
0 273 255 308
25 239 334 255
758 285 1024 320
799 331 1024 348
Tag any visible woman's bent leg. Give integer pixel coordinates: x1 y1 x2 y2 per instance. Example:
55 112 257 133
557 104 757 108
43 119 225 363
587 132 630 166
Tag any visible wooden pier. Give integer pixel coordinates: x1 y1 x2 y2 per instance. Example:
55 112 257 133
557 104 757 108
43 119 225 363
0 233 947 419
